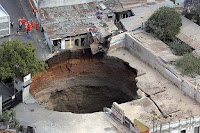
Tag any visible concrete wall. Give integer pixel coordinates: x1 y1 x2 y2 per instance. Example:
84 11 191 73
123 33 200 104
150 116 200 133
35 0 102 9
109 32 200 132
108 33 126 53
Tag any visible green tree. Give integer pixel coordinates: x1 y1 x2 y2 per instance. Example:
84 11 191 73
0 39 47 80
145 7 182 41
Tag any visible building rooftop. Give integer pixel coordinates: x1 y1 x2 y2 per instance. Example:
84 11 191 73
109 34 200 128
177 16 200 50
128 30 179 62
39 0 166 40
0 5 9 17
120 0 174 31
39 2 118 40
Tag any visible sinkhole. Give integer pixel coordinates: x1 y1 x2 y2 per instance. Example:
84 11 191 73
30 49 138 113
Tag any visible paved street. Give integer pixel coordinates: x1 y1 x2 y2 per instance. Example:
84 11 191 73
15 100 131 133
0 0 53 61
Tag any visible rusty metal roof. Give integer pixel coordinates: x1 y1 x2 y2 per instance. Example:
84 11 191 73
39 0 150 40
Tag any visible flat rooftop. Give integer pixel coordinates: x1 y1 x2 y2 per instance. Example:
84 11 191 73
128 30 179 62
109 47 200 128
177 16 200 50
120 0 174 31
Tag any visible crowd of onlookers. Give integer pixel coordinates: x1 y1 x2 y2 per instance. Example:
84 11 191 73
10 17 39 38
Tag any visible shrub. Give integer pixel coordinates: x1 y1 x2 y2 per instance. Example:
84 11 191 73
176 53 200 76
168 40 193 56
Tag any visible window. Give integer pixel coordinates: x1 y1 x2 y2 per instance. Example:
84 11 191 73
195 126 200 133
181 129 186 133
75 39 79 46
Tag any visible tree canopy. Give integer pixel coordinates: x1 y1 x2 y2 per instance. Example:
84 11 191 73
0 39 46 80
145 6 182 41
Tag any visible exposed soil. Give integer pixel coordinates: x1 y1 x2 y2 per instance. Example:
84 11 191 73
30 49 138 113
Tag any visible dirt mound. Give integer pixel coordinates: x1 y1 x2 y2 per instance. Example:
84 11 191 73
30 49 138 113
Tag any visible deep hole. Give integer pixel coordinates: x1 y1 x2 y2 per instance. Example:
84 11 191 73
31 49 139 113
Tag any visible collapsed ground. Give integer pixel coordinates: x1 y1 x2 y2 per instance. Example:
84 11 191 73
30 49 138 113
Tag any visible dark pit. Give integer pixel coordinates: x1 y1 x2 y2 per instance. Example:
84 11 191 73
30 49 138 113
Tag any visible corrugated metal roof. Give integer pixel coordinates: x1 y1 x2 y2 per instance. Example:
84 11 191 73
39 0 152 40
0 5 9 17
40 2 119 39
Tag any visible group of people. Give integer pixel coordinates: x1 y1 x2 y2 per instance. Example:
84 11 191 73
16 17 39 38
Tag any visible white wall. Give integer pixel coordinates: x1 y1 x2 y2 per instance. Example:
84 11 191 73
150 116 200 133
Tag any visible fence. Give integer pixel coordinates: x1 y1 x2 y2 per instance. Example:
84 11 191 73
150 116 200 133
2 90 22 111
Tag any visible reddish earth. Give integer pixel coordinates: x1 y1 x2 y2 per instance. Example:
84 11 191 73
30 50 138 113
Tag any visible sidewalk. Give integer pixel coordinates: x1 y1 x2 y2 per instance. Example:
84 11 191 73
15 102 124 133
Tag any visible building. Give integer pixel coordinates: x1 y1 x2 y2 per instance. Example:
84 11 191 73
36 0 165 53
120 0 174 31
176 16 200 54
32 0 150 9
108 30 200 133
0 5 10 38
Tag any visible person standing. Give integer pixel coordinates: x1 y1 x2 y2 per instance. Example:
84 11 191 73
31 19 34 27
19 22 22 29
18 17 22 29
27 30 31 39
22 17 26 25
28 21 32 32
35 22 39 30
17 28 20 35
25 22 28 32
10 22 14 28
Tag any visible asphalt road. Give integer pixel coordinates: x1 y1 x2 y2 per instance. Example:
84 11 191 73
0 0 53 61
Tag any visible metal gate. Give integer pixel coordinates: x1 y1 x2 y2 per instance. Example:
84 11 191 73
2 90 22 111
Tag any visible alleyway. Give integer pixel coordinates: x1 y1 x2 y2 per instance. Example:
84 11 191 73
0 0 53 61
